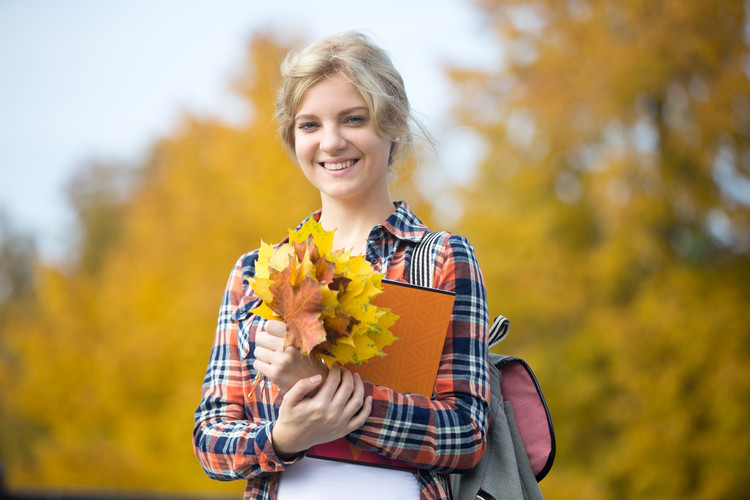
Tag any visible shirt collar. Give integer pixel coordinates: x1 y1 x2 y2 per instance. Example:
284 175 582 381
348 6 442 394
295 201 429 244
380 201 429 243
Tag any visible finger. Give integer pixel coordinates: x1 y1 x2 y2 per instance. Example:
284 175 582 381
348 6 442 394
265 320 287 339
253 358 272 378
253 345 288 373
255 329 284 352
331 367 355 407
254 345 289 374
346 395 372 433
253 344 274 363
255 323 284 351
283 374 324 407
315 363 341 401
340 372 364 417
350 371 365 403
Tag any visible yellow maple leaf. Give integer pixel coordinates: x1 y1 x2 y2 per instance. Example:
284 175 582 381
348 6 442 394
247 218 399 369
249 300 280 321
269 244 295 272
289 218 334 256
254 240 275 279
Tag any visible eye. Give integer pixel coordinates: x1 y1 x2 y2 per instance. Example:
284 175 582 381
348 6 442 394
297 121 318 131
345 115 367 125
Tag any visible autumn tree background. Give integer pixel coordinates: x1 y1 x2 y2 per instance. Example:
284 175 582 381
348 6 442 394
451 1 750 499
1 2 749 498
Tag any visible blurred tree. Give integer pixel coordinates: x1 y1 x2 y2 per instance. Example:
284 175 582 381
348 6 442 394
0 32 330 493
450 1 750 498
0 212 36 305
0 214 38 475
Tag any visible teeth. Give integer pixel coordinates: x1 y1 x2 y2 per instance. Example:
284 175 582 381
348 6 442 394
323 160 355 171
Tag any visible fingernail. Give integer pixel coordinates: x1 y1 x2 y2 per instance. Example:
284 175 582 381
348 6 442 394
309 374 322 384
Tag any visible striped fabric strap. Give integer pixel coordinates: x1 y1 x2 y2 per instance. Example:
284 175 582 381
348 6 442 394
489 315 510 348
409 230 444 289
412 231 511 348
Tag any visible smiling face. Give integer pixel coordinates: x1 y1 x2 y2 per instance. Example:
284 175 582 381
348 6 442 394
293 75 393 206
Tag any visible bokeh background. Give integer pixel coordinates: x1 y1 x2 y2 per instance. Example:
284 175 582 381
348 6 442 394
2 1 749 498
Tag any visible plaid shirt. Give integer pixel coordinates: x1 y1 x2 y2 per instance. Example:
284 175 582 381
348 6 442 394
193 202 490 500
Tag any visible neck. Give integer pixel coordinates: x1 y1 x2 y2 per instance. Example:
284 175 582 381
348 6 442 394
318 193 395 255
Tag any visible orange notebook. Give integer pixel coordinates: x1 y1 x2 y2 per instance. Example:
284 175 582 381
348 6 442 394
307 279 455 469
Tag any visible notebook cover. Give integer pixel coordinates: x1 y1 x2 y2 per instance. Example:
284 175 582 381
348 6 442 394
307 279 455 469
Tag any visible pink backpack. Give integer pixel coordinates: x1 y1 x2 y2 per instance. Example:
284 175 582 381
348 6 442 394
412 232 556 497
488 315 556 481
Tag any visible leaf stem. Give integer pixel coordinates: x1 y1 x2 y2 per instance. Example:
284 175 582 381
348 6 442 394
248 371 266 401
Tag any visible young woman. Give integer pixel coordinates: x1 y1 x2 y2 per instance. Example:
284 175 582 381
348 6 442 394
193 32 490 500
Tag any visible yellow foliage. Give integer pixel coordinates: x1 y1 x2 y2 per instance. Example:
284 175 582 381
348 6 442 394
458 1 750 499
248 219 399 366
2 5 750 499
0 33 315 493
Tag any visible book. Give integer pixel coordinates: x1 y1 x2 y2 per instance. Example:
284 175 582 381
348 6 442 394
307 279 455 469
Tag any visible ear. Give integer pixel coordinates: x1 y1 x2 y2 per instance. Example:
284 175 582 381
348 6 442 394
388 137 404 166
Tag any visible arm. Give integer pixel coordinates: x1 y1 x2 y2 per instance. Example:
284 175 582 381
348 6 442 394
192 253 297 480
193 254 373 479
253 312 374 458
347 234 491 472
270 364 372 458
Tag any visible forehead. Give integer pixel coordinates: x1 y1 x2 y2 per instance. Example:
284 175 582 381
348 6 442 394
295 75 368 118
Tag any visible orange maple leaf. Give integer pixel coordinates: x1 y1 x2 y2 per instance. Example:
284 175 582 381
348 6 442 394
292 235 318 264
323 312 358 342
292 235 336 284
267 263 327 355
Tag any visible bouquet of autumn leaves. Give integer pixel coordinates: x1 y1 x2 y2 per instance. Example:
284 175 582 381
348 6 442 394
247 218 400 391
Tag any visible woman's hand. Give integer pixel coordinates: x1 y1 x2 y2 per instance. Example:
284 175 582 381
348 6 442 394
271 363 372 459
253 319 328 393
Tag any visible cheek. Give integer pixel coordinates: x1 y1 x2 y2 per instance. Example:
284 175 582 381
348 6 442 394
294 136 313 164
367 136 393 164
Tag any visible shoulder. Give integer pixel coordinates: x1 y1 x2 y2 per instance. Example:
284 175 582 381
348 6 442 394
237 249 261 277
224 248 260 284
413 230 484 290
221 249 263 304
231 236 290 279
428 231 479 263
432 232 485 287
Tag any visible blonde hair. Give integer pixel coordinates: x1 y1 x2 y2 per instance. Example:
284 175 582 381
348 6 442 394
275 32 428 166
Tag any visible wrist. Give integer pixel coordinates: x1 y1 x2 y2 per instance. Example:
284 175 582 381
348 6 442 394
270 421 304 460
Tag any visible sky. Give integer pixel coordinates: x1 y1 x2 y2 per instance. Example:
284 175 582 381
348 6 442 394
0 0 500 261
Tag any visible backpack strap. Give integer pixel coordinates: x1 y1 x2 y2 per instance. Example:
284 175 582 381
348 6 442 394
489 314 510 348
412 230 555 494
412 232 508 346
409 230 444 288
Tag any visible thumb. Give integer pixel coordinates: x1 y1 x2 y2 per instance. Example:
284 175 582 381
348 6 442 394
283 373 323 405
265 319 287 339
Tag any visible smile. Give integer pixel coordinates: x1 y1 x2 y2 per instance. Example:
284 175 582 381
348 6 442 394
322 160 357 171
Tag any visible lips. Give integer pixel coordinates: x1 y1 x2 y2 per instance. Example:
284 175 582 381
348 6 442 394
321 159 357 171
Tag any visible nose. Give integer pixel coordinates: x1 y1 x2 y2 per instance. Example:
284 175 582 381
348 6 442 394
320 125 347 153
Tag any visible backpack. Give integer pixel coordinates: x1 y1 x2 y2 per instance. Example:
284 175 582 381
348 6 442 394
411 232 555 499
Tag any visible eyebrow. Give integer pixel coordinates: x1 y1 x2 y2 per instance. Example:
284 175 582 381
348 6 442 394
294 106 370 122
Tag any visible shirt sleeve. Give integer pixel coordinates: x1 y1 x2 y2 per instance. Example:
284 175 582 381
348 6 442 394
192 253 300 481
346 234 491 472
